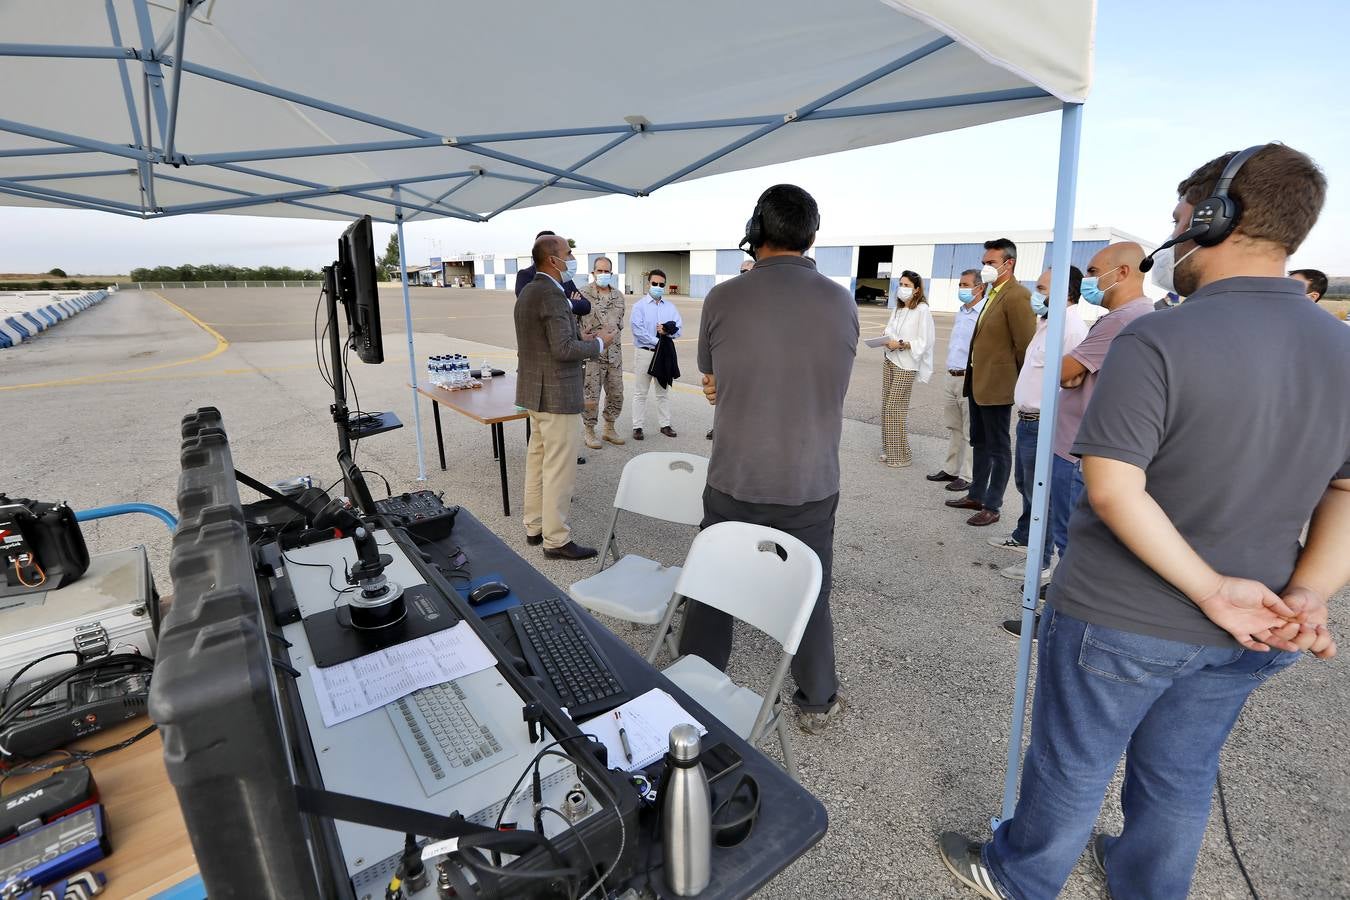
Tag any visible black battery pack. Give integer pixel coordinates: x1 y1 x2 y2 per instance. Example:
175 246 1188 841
0 496 90 596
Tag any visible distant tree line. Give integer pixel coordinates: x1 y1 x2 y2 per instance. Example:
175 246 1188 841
128 264 322 282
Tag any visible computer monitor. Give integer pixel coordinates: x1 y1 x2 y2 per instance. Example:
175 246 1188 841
336 215 383 364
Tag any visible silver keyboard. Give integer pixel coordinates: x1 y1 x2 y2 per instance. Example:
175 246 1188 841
389 680 510 796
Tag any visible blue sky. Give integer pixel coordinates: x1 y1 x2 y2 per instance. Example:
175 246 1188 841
1 0 1345 275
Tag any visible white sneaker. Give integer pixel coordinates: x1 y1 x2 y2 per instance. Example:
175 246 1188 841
1000 561 1053 582
987 535 1028 554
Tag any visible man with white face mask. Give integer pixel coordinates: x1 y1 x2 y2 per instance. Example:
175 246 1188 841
941 143 1346 900
579 256 626 449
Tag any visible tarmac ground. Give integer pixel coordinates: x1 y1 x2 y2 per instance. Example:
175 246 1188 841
2 286 1345 899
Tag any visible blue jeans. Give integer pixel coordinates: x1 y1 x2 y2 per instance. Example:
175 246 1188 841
1011 418 1053 568
984 607 1300 899
1048 455 1084 561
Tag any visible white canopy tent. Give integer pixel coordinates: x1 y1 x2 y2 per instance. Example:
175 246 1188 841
0 0 1095 828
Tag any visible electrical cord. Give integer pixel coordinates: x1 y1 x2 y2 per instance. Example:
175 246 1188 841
0 653 155 761
1 651 79 709
1217 768 1260 899
539 806 599 891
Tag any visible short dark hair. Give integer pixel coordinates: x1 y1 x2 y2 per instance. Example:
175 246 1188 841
754 184 820 253
535 230 556 239
1067 264 1083 303
531 235 563 267
1176 144 1325 255
649 269 667 282
1289 267 1328 300
984 238 1017 261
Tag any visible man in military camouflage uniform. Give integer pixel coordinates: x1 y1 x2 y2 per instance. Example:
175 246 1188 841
580 256 626 449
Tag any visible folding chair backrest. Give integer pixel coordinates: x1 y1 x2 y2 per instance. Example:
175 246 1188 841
672 522 822 655
612 452 707 527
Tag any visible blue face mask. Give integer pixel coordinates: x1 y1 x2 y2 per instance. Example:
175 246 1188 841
595 273 613 288
1080 272 1116 306
1030 291 1048 317
564 258 578 280
649 285 665 299
957 287 975 304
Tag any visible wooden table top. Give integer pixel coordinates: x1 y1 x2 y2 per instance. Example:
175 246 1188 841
410 375 529 425
2 720 199 899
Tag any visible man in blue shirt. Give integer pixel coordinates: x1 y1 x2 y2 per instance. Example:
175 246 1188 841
629 269 682 439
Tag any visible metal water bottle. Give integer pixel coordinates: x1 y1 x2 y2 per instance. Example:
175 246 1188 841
662 723 711 896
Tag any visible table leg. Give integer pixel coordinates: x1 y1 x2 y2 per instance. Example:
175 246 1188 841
432 401 446 471
496 422 511 517
525 417 531 443
492 420 500 460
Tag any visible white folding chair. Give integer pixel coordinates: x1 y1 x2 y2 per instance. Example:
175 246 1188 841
568 452 707 656
646 522 822 781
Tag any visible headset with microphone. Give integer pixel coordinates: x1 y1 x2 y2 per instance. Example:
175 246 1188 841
1139 145 1264 273
738 189 821 259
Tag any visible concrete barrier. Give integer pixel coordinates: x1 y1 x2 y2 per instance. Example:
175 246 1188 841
0 289 110 349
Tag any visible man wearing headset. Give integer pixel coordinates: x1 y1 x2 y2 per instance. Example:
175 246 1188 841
681 184 858 734
941 143 1347 899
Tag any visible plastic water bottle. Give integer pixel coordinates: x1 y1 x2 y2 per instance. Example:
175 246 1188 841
454 355 466 388
480 357 492 381
427 356 437 386
432 356 444 387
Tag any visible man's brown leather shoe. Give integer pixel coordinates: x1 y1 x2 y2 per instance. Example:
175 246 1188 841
632 428 644 440
945 497 983 510
660 426 677 438
526 533 543 546
967 510 1001 527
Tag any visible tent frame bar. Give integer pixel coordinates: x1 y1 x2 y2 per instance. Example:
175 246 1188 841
994 100 1085 831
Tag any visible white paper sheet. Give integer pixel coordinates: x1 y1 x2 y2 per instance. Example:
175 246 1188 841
580 688 706 771
864 336 890 348
308 622 497 728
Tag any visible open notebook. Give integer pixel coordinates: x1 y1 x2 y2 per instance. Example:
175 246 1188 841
580 688 707 771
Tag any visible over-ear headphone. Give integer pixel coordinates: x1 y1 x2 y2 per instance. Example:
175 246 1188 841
738 187 822 259
739 204 765 258
1140 145 1264 272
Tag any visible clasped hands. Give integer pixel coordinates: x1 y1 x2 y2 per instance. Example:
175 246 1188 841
1196 577 1336 659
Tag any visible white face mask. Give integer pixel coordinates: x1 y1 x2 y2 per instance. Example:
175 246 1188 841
1150 244 1200 295
897 286 914 302
980 264 998 284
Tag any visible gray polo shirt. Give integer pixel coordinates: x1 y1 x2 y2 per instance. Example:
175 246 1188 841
1049 276 1350 646
698 255 858 506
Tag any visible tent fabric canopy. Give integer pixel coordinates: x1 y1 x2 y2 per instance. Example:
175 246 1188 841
0 0 1093 223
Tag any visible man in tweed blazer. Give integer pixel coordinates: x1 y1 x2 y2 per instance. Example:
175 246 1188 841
515 234 616 559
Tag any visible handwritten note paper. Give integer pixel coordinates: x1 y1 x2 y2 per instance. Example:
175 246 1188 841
580 688 706 771
308 622 497 727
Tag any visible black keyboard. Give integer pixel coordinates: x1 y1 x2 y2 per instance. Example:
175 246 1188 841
508 597 629 719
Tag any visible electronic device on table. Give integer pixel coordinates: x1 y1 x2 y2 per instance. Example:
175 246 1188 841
0 497 89 598
150 405 638 900
508 597 630 720
374 491 458 542
323 215 401 501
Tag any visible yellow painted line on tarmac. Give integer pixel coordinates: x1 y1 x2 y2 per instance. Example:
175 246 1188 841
0 291 229 393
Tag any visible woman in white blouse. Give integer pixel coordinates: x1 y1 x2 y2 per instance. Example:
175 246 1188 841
879 270 936 468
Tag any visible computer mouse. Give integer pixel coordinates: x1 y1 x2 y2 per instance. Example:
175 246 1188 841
467 581 510 606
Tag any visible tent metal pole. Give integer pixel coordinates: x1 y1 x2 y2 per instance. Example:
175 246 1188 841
203 162 479 220
444 143 638 196
157 171 477 216
0 147 92 158
643 35 954 193
130 0 169 147
995 101 1084 830
184 136 445 166
482 130 637 220
0 43 135 59
802 87 1050 121
0 177 142 211
7 169 134 182
0 185 145 218
153 171 400 223
476 171 606 193
161 0 191 162
104 0 150 212
393 188 428 483
0 117 152 162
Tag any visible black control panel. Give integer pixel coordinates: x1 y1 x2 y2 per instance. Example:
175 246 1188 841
375 490 458 541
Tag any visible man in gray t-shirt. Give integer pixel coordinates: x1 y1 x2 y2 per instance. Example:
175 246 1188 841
942 144 1345 900
677 184 858 735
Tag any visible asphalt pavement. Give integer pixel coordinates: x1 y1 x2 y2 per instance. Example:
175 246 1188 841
1 287 1345 899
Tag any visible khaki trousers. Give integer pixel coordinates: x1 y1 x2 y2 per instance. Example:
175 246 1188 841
942 372 973 480
522 409 581 549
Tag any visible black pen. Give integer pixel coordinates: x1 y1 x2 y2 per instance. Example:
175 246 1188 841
615 709 633 765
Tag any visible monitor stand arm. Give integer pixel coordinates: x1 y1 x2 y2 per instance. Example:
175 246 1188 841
323 264 352 464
